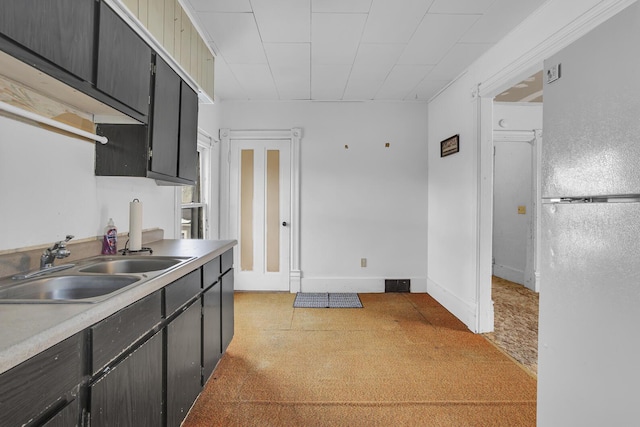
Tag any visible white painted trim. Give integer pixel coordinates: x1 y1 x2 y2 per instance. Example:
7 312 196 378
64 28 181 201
198 128 218 144
476 95 495 333
219 128 302 293
427 278 478 331
290 128 302 293
493 264 525 286
493 130 536 144
301 277 428 294
479 0 637 98
533 130 542 293
302 277 385 293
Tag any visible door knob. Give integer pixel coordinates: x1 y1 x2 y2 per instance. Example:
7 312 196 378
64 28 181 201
282 221 288 226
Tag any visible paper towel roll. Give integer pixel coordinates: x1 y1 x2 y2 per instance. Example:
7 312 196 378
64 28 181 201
129 199 143 251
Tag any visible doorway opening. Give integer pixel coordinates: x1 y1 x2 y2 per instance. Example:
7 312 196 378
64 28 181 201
482 71 543 373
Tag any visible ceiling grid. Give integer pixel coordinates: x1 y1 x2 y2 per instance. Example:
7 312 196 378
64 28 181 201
184 0 547 101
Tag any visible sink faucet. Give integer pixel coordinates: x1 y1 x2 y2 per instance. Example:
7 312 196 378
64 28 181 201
40 235 74 269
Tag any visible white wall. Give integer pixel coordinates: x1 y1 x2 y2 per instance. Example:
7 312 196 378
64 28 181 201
0 115 177 251
220 101 428 292
426 0 631 332
493 142 531 285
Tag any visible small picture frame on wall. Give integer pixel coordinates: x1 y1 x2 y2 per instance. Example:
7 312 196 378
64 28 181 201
440 134 459 157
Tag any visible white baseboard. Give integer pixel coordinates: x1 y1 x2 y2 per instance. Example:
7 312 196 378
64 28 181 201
493 264 524 285
410 277 427 293
301 276 428 294
427 278 476 332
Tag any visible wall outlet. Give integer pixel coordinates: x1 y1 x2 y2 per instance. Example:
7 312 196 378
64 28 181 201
360 258 367 268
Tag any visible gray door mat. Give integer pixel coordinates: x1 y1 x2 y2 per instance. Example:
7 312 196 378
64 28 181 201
293 292 363 308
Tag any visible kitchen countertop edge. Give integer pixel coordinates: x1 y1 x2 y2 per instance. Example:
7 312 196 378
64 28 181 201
0 239 236 375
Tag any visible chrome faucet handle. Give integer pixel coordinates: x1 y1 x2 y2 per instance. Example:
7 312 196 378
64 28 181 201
41 235 74 268
50 235 74 250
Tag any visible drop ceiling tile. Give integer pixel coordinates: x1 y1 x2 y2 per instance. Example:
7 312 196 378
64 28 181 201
361 0 435 43
198 12 266 64
214 58 249 100
252 0 311 43
228 64 279 99
428 0 495 15
187 0 252 12
405 78 450 101
460 0 547 43
428 43 492 80
311 64 351 99
265 43 311 100
311 0 372 13
374 65 433 100
397 13 480 65
312 13 367 64
343 44 405 99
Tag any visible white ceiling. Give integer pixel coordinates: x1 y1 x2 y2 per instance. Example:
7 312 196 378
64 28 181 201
183 0 547 102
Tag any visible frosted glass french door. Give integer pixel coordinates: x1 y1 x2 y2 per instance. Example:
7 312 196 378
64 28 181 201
230 140 290 291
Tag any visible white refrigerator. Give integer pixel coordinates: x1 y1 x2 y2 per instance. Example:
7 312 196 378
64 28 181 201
538 2 640 425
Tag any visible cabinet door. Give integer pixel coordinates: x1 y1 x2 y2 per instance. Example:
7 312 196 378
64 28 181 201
0 0 95 82
149 55 181 178
42 400 79 427
202 282 221 383
97 2 151 116
178 81 198 182
167 301 202 427
91 291 162 375
0 333 83 427
221 269 235 353
90 330 163 427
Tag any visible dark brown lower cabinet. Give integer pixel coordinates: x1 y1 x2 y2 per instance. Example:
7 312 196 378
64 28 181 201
90 330 163 427
221 269 235 353
167 301 202 427
42 400 79 426
0 333 83 426
202 281 222 383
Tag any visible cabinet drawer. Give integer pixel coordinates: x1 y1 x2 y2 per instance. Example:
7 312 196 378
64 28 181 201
0 332 83 427
91 291 162 374
165 269 201 316
221 249 233 275
203 256 221 289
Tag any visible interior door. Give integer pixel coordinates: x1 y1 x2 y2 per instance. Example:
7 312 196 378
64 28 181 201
229 140 290 291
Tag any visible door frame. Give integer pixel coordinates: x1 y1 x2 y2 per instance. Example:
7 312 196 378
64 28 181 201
493 129 541 292
219 128 302 293
473 0 633 332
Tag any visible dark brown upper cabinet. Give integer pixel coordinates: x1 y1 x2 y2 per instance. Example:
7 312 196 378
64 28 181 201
149 55 181 179
96 2 152 117
178 80 199 183
95 54 199 186
0 0 95 83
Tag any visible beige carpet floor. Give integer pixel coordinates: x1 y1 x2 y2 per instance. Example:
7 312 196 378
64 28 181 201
482 277 539 376
184 292 536 426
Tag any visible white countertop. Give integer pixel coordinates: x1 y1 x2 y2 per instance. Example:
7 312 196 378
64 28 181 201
0 239 236 375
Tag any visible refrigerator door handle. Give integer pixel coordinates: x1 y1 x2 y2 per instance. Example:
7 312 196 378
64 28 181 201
544 196 640 204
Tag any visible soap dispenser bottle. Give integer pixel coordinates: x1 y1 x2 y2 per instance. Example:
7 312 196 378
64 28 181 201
102 218 118 255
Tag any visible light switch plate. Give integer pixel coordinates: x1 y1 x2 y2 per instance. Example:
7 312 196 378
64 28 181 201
518 205 526 215
546 63 561 84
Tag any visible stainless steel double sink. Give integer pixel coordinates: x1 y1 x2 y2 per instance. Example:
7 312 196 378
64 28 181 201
0 256 193 304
